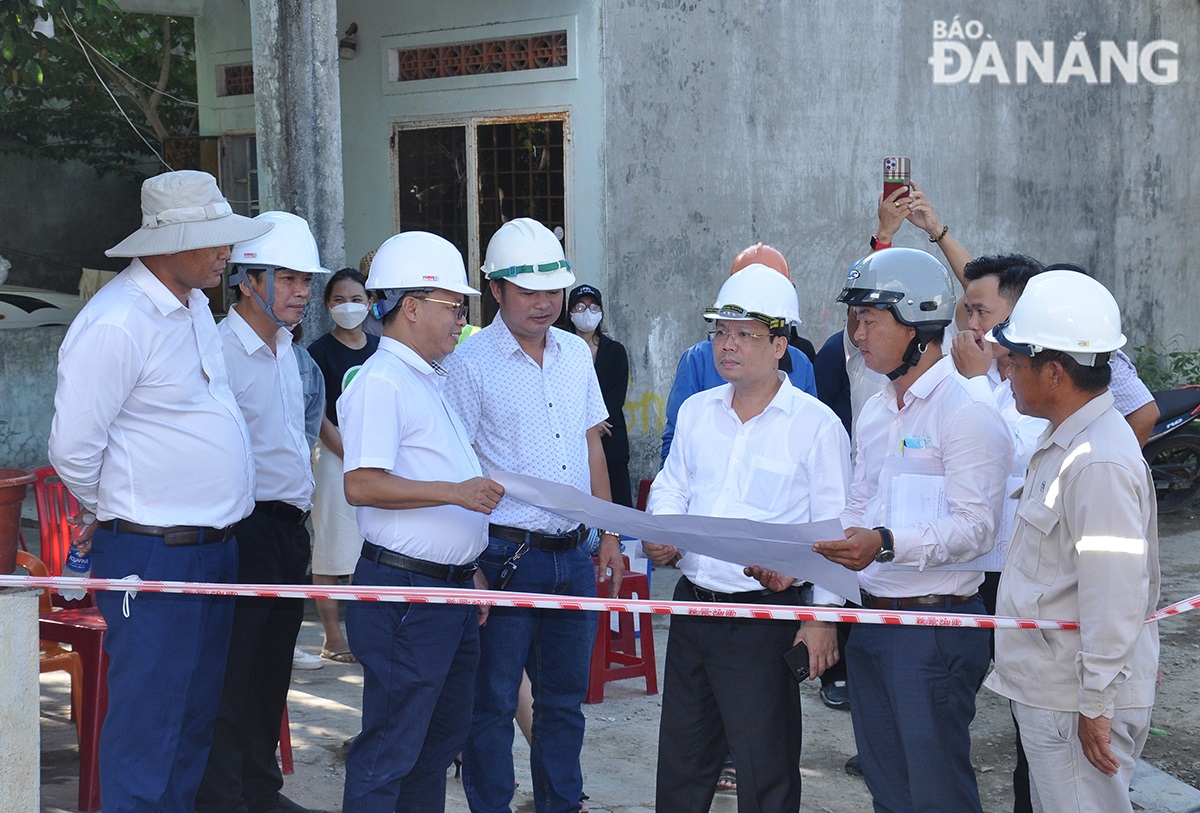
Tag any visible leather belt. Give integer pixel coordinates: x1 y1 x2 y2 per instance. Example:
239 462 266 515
488 523 585 552
254 500 311 526
98 519 235 546
859 590 979 611
687 579 795 604
361 541 478 584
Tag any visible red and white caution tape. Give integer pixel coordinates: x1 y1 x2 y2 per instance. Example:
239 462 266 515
2 575 1194 630
1145 593 1200 623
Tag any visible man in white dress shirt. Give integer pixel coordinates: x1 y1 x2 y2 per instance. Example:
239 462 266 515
644 264 852 813
444 218 623 813
813 248 1012 813
48 170 268 813
338 232 504 812
197 212 330 813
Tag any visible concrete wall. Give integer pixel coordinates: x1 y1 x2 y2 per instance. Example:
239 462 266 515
0 149 140 293
601 0 1200 478
0 327 67 472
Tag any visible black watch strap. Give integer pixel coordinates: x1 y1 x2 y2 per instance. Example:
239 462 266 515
873 526 895 563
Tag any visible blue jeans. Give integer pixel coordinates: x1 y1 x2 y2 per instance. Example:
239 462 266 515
462 538 599 813
342 557 481 813
846 595 991 813
91 527 237 813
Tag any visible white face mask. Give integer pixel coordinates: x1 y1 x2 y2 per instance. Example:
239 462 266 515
570 309 603 333
330 302 368 330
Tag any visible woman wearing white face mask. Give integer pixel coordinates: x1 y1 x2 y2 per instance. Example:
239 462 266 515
305 268 380 662
566 284 632 507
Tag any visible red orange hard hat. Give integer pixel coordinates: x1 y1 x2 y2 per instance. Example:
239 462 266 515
731 242 790 280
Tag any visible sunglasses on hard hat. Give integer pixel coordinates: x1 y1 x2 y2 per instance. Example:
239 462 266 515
989 316 1037 357
702 304 786 331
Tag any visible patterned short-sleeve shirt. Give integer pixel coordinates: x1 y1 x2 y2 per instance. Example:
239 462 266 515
444 316 609 533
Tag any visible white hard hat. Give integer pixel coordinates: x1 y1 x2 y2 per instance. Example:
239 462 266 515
704 263 801 330
987 270 1126 366
367 231 480 296
836 248 955 329
481 218 575 291
228 211 329 288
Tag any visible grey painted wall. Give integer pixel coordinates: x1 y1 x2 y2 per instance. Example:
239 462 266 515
601 1 1199 479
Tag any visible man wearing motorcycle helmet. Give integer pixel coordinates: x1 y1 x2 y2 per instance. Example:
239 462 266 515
812 247 1012 813
984 270 1160 813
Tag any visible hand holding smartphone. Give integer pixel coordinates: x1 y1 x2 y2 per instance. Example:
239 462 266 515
783 641 811 682
883 155 911 200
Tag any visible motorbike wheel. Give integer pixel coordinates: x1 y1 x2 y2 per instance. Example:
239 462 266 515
1145 429 1200 514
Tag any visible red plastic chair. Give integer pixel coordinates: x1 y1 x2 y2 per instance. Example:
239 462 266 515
636 478 653 512
31 465 94 609
586 556 658 704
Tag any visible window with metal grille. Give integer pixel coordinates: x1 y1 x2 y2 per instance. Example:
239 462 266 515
394 32 567 82
218 63 255 97
393 114 568 325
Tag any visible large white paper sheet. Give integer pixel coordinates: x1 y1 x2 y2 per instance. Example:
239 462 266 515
491 470 861 603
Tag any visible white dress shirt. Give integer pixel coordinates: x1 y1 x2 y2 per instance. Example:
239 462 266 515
844 355 1012 597
649 374 851 601
843 327 888 435
958 364 1049 477
443 317 608 534
49 259 255 527
338 336 487 565
219 306 314 510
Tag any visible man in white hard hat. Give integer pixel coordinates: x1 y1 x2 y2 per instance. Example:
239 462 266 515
337 232 504 812
811 248 1012 813
643 264 851 812
444 217 624 813
48 170 267 812
984 271 1160 812
195 211 330 813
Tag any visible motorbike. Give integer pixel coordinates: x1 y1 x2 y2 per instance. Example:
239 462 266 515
1145 384 1200 513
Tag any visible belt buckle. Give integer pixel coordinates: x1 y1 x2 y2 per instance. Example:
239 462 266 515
692 585 719 603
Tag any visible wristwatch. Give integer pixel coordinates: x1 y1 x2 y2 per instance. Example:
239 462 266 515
873 527 895 563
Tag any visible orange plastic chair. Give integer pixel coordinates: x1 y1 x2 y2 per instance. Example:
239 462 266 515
18 550 84 741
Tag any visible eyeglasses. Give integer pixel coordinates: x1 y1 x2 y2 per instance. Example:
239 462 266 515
708 328 774 343
570 302 602 313
418 296 469 321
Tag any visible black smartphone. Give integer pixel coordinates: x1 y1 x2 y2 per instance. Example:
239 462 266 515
783 641 811 683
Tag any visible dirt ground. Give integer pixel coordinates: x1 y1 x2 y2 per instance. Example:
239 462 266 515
38 502 1200 812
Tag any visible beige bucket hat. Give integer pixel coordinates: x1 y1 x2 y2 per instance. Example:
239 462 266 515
106 170 273 258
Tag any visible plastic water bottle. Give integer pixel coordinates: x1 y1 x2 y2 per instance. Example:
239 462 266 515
59 548 91 601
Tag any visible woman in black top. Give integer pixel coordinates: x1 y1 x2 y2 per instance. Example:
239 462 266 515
305 268 380 662
565 284 632 507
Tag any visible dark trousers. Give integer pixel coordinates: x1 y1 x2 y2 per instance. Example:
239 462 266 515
846 596 991 813
91 526 237 813
655 578 804 813
342 557 481 813
196 508 310 813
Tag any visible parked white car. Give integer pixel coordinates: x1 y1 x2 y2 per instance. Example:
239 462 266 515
0 286 84 328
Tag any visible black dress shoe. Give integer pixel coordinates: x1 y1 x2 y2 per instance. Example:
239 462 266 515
844 753 863 777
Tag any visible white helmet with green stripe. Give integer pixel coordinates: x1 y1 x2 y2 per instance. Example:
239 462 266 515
482 218 575 291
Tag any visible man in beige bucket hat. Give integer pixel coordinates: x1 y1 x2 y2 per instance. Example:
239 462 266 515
49 170 271 813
